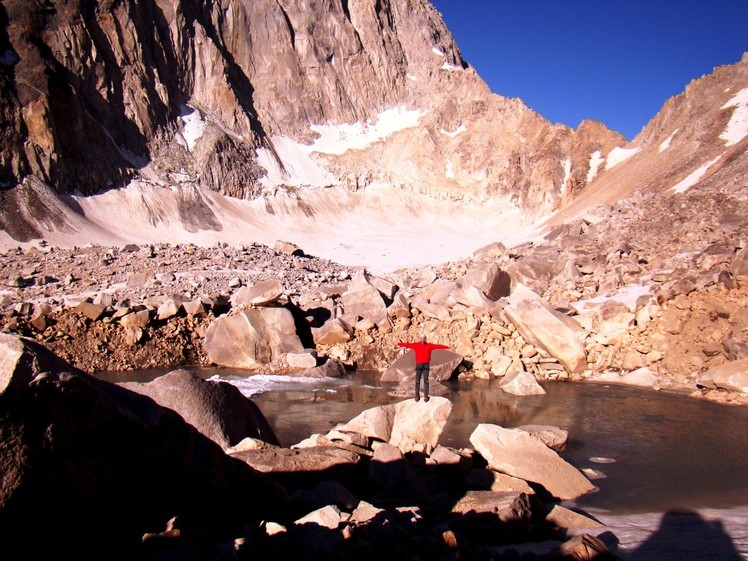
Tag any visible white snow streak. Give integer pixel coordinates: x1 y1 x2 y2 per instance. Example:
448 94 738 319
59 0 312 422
432 47 445 56
658 129 678 152
668 155 722 194
720 87 748 146
441 124 467 137
560 158 571 196
587 150 604 183
604 147 640 171
309 107 424 155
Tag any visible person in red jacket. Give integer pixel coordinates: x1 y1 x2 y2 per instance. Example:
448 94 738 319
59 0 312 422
397 335 449 402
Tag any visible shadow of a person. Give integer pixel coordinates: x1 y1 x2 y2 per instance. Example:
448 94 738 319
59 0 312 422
627 509 743 561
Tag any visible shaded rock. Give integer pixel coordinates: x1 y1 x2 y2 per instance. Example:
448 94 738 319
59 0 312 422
0 336 289 557
120 368 279 449
545 504 604 530
0 333 75 394
448 490 533 544
230 446 361 494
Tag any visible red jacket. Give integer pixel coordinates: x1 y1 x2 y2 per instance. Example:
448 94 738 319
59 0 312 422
398 341 449 364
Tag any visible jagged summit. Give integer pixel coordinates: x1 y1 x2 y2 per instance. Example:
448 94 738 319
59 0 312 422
0 1 746 272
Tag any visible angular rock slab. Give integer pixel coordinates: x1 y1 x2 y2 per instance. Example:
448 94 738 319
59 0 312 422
390 398 453 454
504 283 588 374
498 369 546 396
470 423 595 501
334 397 453 454
697 358 748 394
205 307 302 369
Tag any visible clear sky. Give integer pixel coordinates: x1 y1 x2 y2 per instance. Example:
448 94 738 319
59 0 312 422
429 1 748 140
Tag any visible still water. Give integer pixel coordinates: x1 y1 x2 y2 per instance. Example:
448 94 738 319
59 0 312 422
101 367 748 516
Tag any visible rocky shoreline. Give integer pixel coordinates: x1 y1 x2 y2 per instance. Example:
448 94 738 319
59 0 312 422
1 188 746 407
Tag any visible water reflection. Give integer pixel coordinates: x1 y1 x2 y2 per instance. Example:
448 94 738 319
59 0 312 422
98 367 748 516
249 373 748 515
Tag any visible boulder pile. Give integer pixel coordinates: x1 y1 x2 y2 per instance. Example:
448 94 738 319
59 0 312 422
0 333 616 560
0 184 747 405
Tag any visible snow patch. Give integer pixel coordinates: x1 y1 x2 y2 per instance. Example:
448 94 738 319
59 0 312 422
572 283 652 313
309 107 424 155
658 129 678 152
586 150 604 183
668 155 722 194
178 106 207 151
441 62 461 71
441 124 467 137
432 47 445 56
720 87 748 146
604 147 640 171
255 136 338 188
560 158 571 197
445 158 454 179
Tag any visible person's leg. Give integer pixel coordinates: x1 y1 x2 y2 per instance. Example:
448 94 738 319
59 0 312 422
423 363 430 401
414 363 425 400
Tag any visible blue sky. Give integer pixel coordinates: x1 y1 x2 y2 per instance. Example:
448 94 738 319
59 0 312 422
429 1 748 140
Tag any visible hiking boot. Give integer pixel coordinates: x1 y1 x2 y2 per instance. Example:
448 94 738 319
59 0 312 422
424 395 430 402
414 395 420 402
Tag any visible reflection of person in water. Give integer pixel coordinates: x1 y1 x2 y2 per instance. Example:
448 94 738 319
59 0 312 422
396 335 449 402
628 509 742 561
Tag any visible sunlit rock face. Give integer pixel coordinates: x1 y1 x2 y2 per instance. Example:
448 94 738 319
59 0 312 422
0 0 623 238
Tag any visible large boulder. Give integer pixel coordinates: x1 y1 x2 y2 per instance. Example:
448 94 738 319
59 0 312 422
697 358 748 394
120 368 280 449
338 271 389 327
504 283 588 374
470 423 595 501
498 369 547 396
230 279 285 307
381 349 463 383
334 397 453 454
204 307 303 369
0 335 290 558
460 262 511 301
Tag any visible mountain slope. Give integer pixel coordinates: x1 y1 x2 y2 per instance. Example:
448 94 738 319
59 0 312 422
0 1 746 274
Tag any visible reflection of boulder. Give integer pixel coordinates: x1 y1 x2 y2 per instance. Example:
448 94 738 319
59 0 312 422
0 335 290 557
121 368 280 449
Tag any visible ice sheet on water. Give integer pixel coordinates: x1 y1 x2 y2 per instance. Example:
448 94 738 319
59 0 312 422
209 373 354 397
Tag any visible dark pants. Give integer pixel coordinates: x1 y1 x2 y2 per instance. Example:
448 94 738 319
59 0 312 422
415 362 430 397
